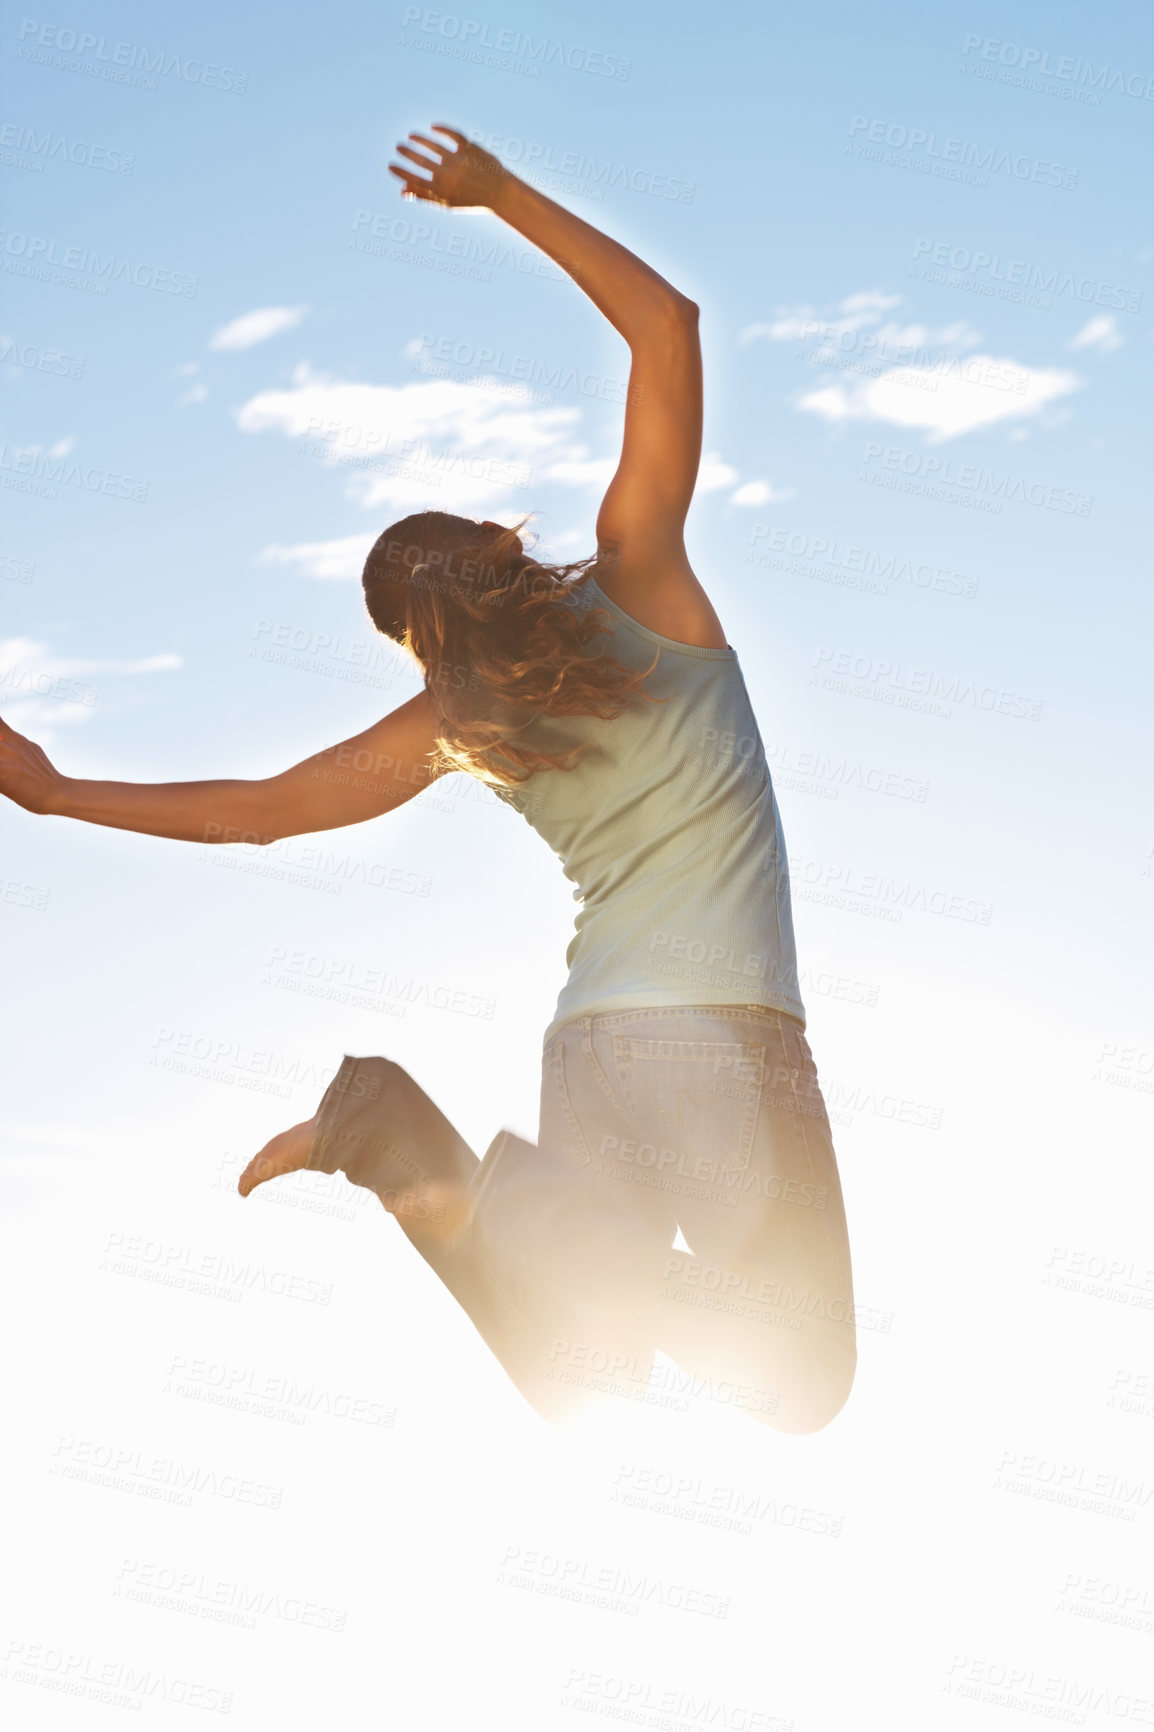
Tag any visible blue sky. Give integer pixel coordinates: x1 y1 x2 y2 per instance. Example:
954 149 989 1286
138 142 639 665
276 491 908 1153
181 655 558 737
2 1 1152 1725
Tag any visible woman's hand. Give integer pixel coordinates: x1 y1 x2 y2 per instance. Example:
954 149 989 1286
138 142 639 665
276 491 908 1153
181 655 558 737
0 712 65 815
388 124 509 211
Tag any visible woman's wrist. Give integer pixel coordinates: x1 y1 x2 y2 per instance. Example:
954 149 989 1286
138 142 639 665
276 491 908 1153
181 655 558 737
39 773 74 818
486 161 523 216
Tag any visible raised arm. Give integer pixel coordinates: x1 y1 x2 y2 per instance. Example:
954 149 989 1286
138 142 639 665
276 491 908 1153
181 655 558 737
0 690 447 844
389 126 721 644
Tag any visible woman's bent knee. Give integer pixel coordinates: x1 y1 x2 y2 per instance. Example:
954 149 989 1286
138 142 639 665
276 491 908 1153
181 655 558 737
757 1336 857 1435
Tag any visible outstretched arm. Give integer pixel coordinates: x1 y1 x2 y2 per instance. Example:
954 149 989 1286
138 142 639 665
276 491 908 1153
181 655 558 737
389 127 703 594
391 125 695 343
0 690 447 844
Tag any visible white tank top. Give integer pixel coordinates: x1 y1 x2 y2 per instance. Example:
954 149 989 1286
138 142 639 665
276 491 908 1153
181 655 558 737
493 575 806 1049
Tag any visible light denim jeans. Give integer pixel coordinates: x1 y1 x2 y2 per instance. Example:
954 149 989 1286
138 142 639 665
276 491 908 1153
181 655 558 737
307 1004 856 1432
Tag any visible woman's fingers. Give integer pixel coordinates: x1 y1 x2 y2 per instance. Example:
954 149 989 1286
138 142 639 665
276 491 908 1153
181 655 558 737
395 142 438 171
389 124 497 211
387 165 436 200
409 131 452 157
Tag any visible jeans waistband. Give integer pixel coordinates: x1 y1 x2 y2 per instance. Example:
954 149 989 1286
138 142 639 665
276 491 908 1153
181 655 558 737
548 1003 805 1046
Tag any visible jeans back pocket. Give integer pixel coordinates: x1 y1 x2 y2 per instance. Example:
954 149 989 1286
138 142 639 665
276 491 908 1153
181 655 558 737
610 1037 766 1184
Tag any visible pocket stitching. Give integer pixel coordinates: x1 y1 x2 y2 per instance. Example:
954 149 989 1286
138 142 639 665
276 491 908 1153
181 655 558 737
612 1037 765 1177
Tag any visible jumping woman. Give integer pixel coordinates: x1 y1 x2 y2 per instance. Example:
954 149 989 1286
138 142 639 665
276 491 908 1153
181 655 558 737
0 124 856 1434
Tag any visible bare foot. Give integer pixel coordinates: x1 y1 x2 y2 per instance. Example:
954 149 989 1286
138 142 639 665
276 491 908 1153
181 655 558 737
238 1116 317 1197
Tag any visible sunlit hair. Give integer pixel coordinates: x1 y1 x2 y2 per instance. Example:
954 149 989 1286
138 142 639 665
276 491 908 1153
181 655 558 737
361 510 665 787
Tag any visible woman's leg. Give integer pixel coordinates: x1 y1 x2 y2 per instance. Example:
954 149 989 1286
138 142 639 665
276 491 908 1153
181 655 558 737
302 1051 656 1424
572 1007 857 1434
302 1014 856 1434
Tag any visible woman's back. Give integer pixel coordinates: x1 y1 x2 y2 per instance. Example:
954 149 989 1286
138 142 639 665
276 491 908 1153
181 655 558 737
496 575 806 1049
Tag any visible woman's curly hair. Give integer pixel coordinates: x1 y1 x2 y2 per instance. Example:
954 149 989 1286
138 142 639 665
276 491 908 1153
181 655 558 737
361 510 664 787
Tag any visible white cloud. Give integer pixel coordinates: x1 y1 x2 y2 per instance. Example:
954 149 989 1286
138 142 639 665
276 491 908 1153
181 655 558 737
697 453 740 492
1068 315 1123 354
796 355 1081 442
238 367 781 528
1 638 181 679
838 290 903 314
536 526 586 555
48 434 77 458
742 298 981 360
259 534 377 582
740 290 904 347
208 305 309 352
0 639 180 739
542 453 617 489
739 288 1086 440
238 366 584 514
178 383 209 407
730 479 796 507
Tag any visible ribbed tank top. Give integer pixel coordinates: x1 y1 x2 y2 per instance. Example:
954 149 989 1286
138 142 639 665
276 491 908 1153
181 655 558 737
493 574 807 1049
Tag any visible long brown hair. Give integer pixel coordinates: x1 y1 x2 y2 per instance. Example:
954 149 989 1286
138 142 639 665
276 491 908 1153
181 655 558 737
361 511 664 787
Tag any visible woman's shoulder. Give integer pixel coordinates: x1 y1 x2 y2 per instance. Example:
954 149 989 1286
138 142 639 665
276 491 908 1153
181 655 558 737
585 555 730 652
579 564 734 660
